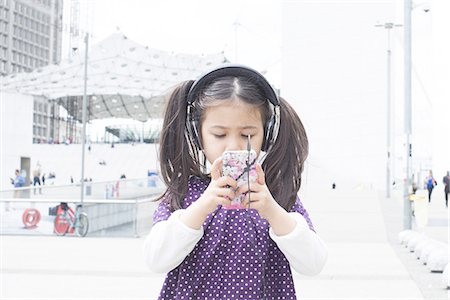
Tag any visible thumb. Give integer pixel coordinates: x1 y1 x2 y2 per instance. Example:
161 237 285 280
210 157 223 181
256 164 265 185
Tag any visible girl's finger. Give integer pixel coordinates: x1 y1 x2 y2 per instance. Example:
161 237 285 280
210 157 223 181
235 181 261 196
215 187 236 199
215 196 232 207
256 164 265 185
242 192 259 207
215 176 238 190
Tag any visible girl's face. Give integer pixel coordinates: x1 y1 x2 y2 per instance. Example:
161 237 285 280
200 99 264 164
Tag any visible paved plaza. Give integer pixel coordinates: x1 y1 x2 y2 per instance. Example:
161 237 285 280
1 187 448 299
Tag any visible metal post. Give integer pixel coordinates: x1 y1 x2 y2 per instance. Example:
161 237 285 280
386 24 392 199
134 198 139 238
141 122 144 143
80 33 89 206
403 0 412 229
375 22 402 198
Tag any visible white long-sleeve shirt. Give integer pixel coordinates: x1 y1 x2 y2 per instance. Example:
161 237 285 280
143 209 327 275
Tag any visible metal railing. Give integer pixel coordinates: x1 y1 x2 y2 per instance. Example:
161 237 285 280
0 176 165 237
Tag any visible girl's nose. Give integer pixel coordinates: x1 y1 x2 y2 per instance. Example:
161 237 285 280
226 138 244 151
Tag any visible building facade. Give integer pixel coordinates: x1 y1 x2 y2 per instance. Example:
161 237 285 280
0 0 64 143
0 0 62 74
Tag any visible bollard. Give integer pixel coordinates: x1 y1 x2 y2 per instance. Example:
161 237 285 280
420 241 446 265
427 246 449 272
442 264 449 289
407 233 427 252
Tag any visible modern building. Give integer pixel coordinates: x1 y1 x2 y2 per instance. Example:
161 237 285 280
0 0 63 74
0 0 64 143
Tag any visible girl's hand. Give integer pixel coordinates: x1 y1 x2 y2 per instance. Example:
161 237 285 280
197 157 238 215
237 164 279 221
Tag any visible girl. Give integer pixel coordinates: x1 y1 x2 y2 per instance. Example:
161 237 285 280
143 64 327 299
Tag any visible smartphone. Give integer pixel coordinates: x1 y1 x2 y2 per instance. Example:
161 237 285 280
222 149 257 209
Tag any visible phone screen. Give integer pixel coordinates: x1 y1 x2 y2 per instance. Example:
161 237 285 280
222 150 257 209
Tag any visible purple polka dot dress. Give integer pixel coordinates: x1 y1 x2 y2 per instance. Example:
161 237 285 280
153 176 315 299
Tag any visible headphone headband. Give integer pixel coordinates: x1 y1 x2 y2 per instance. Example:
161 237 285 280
187 64 279 106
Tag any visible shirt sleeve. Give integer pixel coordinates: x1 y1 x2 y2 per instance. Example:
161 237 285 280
143 197 204 274
269 197 328 276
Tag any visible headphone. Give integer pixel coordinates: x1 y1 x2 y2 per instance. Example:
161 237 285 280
186 64 280 152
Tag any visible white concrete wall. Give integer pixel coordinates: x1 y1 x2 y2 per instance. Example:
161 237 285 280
281 2 396 191
0 92 33 190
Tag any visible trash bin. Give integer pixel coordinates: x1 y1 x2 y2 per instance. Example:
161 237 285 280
409 189 428 229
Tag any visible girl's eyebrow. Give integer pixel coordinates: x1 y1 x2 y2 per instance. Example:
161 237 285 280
210 125 258 129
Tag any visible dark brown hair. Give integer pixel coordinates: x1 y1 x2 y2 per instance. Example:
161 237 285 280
158 76 308 211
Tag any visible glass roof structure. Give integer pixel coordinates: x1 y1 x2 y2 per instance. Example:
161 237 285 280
0 33 227 122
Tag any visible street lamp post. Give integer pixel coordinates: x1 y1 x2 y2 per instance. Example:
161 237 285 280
80 33 89 207
375 22 402 199
403 0 413 230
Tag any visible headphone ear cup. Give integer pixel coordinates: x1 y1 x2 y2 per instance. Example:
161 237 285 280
191 119 202 149
262 116 275 152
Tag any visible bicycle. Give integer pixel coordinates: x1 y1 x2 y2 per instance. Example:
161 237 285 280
53 202 89 237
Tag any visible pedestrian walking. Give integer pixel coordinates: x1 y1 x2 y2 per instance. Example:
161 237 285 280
443 171 450 208
32 162 42 194
8 169 26 211
143 64 327 299
425 170 437 203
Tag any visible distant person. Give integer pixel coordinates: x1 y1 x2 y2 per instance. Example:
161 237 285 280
425 170 437 203
41 173 45 185
70 176 74 184
9 169 26 209
332 182 336 189
443 171 450 208
88 144 91 152
143 64 327 298
10 169 25 188
32 162 42 194
111 142 115 148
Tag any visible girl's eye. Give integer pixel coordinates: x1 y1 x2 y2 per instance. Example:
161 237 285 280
241 134 254 138
213 134 225 138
